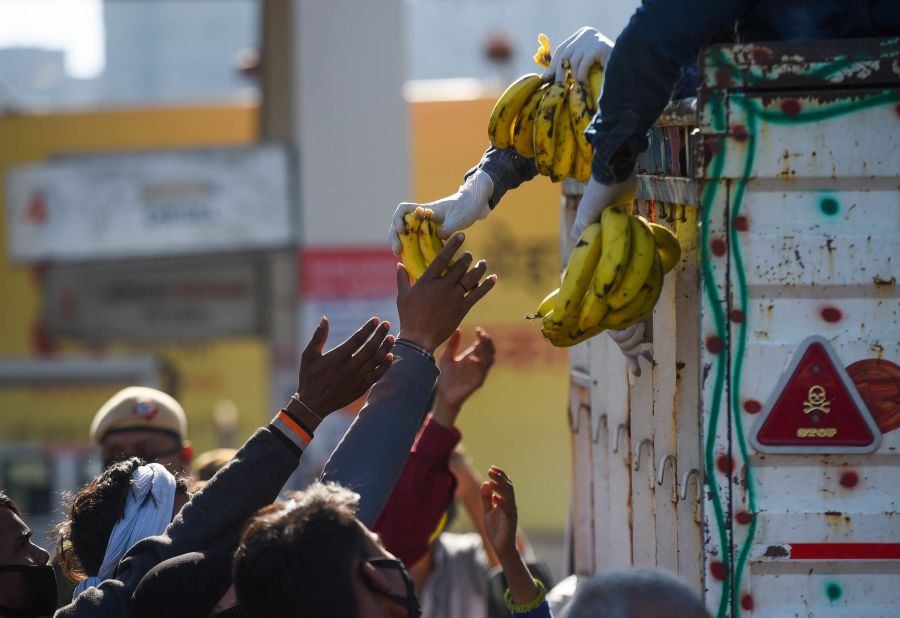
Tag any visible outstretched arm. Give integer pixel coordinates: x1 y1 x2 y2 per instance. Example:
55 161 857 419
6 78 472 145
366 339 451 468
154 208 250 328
322 234 497 526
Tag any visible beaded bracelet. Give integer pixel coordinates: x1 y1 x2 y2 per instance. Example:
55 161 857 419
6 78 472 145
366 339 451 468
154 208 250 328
504 579 547 613
394 338 435 363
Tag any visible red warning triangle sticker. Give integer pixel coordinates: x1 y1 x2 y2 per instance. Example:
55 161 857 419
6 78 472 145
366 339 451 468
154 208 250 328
750 336 881 454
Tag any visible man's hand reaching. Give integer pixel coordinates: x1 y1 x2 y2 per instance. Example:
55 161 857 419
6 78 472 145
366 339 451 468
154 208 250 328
295 316 394 422
433 328 495 427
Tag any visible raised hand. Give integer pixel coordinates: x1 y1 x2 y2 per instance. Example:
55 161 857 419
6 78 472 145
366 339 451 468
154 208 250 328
295 316 394 419
396 233 497 354
481 466 518 560
541 26 614 85
434 328 496 425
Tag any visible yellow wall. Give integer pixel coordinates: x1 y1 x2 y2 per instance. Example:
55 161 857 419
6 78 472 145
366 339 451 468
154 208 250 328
0 105 268 452
411 100 570 531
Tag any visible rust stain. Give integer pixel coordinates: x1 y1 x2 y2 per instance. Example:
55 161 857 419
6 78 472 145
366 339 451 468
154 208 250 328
764 545 789 558
873 275 897 287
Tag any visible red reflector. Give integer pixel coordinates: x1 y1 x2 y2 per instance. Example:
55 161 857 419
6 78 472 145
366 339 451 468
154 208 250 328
750 336 881 454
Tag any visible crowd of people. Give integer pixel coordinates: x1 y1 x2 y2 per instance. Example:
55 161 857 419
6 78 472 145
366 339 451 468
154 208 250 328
0 237 709 617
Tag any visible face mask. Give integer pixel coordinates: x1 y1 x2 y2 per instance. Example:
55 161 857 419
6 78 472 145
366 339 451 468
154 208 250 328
0 564 57 618
358 558 421 618
210 607 249 618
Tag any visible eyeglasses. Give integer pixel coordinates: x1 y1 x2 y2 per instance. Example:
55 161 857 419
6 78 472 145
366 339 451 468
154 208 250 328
358 558 421 618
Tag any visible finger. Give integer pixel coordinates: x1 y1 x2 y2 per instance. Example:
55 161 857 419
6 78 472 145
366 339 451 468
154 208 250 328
302 316 329 359
480 482 495 514
366 351 394 385
575 54 594 84
476 328 496 365
333 317 380 356
388 224 402 256
568 49 585 80
443 251 474 284
441 329 462 366
626 355 642 377
463 274 497 310
421 233 464 280
393 202 416 234
358 331 394 372
456 259 487 291
488 467 515 501
396 262 412 296
555 59 569 84
352 321 392 366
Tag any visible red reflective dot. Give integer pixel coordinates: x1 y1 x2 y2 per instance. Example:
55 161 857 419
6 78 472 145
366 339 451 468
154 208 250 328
716 454 734 475
751 47 773 64
741 593 755 611
710 237 727 257
840 471 859 488
715 70 730 87
781 99 801 117
744 399 762 414
732 125 749 142
710 561 728 581
706 335 724 354
729 310 745 323
821 307 842 323
734 215 749 232
735 510 753 525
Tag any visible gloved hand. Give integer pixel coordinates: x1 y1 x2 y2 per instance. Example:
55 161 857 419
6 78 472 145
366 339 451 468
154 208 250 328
607 322 654 377
571 174 636 241
542 26 614 85
389 169 494 255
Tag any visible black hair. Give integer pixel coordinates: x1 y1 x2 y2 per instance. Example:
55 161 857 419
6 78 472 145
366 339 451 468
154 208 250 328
233 483 369 618
55 457 189 583
0 491 21 517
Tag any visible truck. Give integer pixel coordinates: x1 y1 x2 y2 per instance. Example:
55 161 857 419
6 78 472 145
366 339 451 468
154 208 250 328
562 37 899 617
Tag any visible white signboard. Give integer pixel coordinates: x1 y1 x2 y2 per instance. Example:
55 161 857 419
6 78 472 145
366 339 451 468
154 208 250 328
5 145 293 263
43 257 263 342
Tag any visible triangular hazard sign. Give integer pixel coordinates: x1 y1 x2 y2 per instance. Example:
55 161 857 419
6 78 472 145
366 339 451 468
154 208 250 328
750 336 881 454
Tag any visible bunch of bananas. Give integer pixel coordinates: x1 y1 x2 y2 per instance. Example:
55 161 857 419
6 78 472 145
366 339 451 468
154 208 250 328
397 207 460 281
487 36 604 183
529 207 682 347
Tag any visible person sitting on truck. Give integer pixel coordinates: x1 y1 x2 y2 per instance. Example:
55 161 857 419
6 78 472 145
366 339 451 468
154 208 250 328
565 567 709 618
0 492 56 618
53 235 497 617
89 386 194 476
390 3 900 368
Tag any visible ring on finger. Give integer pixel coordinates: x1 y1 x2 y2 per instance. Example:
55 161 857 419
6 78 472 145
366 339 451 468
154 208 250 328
455 281 469 293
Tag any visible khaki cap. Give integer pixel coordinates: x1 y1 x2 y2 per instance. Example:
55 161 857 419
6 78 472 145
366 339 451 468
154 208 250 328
90 386 187 444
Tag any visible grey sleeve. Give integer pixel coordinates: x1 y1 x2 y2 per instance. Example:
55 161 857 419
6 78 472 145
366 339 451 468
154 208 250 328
320 348 439 527
464 146 538 208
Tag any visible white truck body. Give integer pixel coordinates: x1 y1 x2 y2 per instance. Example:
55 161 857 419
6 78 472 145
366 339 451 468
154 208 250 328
565 38 900 617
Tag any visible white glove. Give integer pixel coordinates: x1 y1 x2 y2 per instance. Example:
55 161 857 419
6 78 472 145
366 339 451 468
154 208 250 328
542 27 614 85
389 169 494 255
571 174 636 242
608 322 654 377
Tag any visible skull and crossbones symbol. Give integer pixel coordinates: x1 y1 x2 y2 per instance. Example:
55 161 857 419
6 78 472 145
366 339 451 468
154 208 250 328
803 385 831 415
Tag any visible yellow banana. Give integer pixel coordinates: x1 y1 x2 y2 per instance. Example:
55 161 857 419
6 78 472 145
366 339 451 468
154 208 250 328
572 148 591 183
418 212 444 267
649 222 681 274
601 253 664 330
578 283 610 331
550 89 576 182
554 223 603 321
543 307 606 347
592 205 633 298
607 215 657 310
528 288 558 320
534 33 552 68
399 208 428 281
512 86 545 158
568 81 595 161
533 82 567 176
588 63 604 107
488 73 543 149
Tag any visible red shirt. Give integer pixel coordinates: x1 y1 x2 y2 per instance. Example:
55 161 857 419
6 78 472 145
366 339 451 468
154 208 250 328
373 414 461 566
